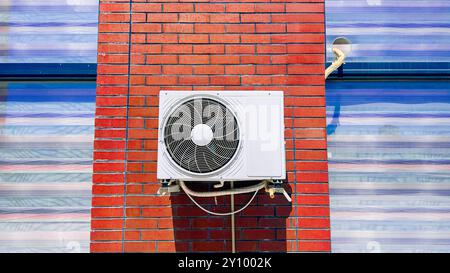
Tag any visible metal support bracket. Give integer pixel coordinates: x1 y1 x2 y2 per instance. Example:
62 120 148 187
265 180 292 202
157 180 180 196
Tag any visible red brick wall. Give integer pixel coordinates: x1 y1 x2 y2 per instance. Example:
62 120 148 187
91 0 330 253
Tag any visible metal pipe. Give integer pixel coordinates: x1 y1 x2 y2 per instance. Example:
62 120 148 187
230 181 236 253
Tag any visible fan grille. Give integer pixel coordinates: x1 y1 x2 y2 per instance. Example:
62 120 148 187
163 98 240 174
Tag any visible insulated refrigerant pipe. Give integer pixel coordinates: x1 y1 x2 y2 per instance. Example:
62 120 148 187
178 180 268 198
325 47 346 79
178 181 268 216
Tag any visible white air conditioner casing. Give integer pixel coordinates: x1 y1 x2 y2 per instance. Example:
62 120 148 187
157 91 286 181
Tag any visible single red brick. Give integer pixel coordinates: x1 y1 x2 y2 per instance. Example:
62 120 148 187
98 33 129 43
141 230 175 241
297 242 331 252
175 230 209 240
241 34 270 44
132 13 146 23
179 13 210 23
193 65 224 75
94 140 125 150
257 44 286 54
241 229 276 240
195 4 225 13
287 23 325 33
179 75 209 85
256 3 285 13
133 23 162 33
293 173 329 183
164 3 194 13
132 3 161 13
147 13 178 23
179 34 209 44
226 45 254 54
99 23 130 33
194 44 225 54
130 75 146 85
272 14 324 23
146 55 178 64
288 44 324 54
162 44 193 54
162 65 193 75
210 76 240 85
94 151 125 161
256 23 286 33
210 55 240 64
131 44 161 54
100 3 129 13
295 195 330 206
179 55 209 64
210 14 240 23
163 24 193 33
92 173 124 184
146 75 177 85
192 242 226 252
272 34 324 43
91 207 123 218
210 34 240 44
286 3 325 13
272 55 324 64
226 4 255 13
226 24 255 33
147 34 177 43
91 219 122 230
124 242 156 253
95 97 127 107
98 44 129 54
130 65 161 75
195 24 225 33
226 65 255 75
294 136 327 147
92 185 124 195
98 55 128 64
256 65 286 75
126 219 158 229
91 242 122 253
296 218 330 229
142 207 173 217
157 242 178 253
241 14 270 23
242 75 271 85
240 55 271 64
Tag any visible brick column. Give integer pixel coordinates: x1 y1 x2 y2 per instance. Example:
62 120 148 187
91 0 330 253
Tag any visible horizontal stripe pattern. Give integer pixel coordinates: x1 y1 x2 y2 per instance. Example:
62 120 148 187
0 0 98 63
327 80 450 253
326 0 450 64
0 81 95 253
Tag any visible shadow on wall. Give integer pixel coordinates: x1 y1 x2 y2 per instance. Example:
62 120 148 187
169 181 292 252
327 95 341 136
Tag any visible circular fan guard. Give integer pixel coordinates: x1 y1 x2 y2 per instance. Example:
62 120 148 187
163 98 240 174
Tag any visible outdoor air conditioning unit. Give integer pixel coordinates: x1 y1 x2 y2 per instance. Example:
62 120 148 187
157 91 286 182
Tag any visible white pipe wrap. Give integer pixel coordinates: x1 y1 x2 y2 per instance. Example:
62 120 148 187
178 180 268 198
325 48 346 79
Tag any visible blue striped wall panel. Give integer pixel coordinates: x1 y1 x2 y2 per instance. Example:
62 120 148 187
326 0 450 64
327 80 450 253
1 0 448 65
0 81 95 252
0 0 98 64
